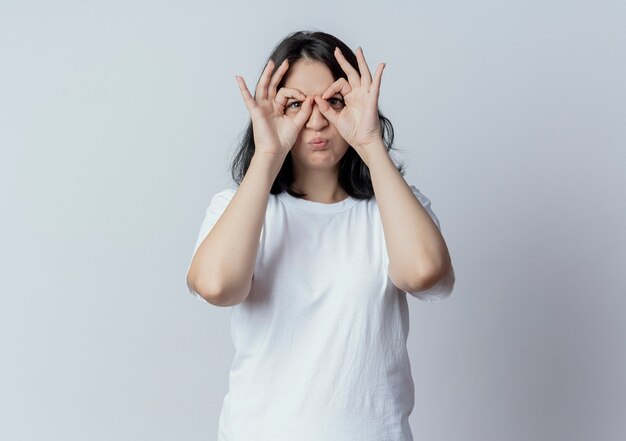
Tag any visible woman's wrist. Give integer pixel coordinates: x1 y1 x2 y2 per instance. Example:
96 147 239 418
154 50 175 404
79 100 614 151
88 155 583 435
357 138 387 167
250 151 286 181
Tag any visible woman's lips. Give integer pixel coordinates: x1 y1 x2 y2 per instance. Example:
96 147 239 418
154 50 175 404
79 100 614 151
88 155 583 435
310 141 328 150
308 137 329 150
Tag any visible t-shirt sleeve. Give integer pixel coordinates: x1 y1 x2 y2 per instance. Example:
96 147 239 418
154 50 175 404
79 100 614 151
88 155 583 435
185 187 238 304
382 184 456 303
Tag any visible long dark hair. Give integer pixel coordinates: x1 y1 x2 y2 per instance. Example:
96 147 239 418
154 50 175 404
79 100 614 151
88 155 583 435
230 30 406 200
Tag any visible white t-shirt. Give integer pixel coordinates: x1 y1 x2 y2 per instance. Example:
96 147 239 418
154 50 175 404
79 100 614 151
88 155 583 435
186 184 455 441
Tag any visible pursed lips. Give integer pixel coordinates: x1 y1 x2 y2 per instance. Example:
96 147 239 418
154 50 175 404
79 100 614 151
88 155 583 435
308 137 329 148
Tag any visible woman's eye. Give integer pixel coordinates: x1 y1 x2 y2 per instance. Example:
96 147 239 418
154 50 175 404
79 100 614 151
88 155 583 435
328 97 345 109
286 101 302 109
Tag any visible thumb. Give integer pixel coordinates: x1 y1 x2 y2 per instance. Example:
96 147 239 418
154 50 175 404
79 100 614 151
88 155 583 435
314 96 339 127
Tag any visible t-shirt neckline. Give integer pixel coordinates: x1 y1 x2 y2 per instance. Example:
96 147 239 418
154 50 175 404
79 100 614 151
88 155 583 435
277 191 360 213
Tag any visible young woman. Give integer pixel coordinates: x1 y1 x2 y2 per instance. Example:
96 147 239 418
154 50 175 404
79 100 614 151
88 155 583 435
186 30 455 441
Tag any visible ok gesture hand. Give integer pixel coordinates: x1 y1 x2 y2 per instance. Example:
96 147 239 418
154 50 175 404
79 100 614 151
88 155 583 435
236 59 315 161
313 47 386 163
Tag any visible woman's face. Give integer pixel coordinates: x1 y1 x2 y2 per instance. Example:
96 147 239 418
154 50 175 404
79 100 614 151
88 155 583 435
282 59 350 173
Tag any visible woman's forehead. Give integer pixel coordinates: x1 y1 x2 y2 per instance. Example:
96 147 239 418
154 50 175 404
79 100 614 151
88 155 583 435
283 60 335 95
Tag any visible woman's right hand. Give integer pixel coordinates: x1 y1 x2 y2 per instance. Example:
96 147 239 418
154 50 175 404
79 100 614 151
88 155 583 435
235 59 314 160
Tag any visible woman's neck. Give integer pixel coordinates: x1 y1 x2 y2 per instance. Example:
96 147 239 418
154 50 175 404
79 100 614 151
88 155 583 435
292 173 348 204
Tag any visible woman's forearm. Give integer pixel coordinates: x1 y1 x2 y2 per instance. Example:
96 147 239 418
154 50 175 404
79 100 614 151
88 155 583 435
187 153 283 306
366 142 452 292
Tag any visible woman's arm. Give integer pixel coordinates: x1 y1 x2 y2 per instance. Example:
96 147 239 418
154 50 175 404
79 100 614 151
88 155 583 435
186 154 281 306
188 57 316 306
314 46 452 293
366 142 453 293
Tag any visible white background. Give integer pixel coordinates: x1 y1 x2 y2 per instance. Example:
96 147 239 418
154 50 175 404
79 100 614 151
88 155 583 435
1 1 625 440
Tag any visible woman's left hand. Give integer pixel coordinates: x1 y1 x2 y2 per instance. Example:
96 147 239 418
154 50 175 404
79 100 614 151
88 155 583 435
314 46 386 163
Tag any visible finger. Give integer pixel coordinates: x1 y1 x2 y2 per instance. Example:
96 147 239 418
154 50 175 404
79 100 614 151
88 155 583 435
321 78 351 100
268 59 290 101
255 59 274 100
274 87 307 113
334 47 361 88
371 63 386 102
235 75 256 113
313 96 339 127
355 47 372 89
293 96 315 128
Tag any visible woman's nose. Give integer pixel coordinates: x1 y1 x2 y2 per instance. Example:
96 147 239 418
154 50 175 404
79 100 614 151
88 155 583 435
305 99 328 130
